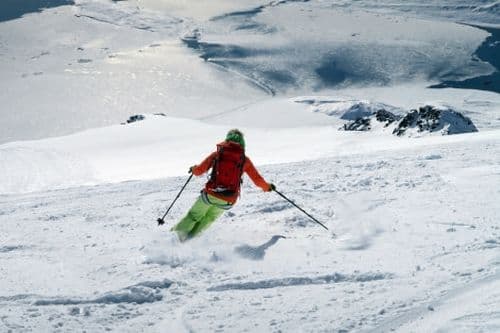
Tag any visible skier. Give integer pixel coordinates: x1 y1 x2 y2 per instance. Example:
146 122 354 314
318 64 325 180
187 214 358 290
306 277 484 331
172 129 275 242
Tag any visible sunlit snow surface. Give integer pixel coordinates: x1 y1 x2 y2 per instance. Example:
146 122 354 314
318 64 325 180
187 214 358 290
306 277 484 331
1 131 500 332
1 0 500 332
0 0 498 143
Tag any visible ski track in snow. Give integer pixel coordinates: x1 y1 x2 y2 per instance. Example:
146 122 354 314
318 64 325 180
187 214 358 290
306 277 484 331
33 279 173 306
207 272 393 292
1 135 499 332
366 269 500 332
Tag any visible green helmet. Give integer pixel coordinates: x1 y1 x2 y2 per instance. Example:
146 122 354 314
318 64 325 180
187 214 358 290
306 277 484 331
225 129 245 148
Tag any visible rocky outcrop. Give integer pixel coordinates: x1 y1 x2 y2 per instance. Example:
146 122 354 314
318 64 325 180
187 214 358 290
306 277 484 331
343 109 400 132
343 105 477 136
392 106 478 136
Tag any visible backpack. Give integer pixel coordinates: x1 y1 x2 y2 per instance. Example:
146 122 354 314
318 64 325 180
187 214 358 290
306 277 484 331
207 142 245 197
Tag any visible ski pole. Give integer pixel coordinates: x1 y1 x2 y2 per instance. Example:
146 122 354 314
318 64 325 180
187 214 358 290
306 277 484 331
157 173 193 226
273 189 329 231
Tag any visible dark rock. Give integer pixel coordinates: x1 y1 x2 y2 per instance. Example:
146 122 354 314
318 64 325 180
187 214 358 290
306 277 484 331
342 105 477 136
375 109 399 126
343 117 371 131
125 115 145 124
393 105 478 136
342 109 399 131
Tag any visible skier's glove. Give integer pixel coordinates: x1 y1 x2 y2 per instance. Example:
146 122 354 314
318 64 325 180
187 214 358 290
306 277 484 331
268 183 276 192
189 165 196 174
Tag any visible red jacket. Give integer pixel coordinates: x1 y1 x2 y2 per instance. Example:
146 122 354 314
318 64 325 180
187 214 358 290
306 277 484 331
191 145 270 204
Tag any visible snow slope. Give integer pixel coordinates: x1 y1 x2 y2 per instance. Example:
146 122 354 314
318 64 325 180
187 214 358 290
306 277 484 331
330 0 500 27
2 90 500 195
1 128 499 332
0 2 264 144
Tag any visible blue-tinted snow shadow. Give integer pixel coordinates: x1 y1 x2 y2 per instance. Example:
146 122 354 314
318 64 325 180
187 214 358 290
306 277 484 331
183 2 391 94
430 25 500 94
182 35 296 95
234 235 286 260
210 0 310 22
207 272 392 291
0 245 27 253
33 279 173 305
0 0 74 22
181 33 423 94
184 2 493 95
315 59 348 87
211 6 265 21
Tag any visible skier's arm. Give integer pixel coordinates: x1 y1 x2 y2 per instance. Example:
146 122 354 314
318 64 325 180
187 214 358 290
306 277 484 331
191 152 216 176
244 157 272 192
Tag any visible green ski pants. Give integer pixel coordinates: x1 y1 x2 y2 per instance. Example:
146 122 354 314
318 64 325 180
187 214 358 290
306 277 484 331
173 194 231 242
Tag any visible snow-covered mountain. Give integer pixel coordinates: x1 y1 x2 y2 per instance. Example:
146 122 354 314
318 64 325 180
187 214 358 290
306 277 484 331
1 0 499 332
1 0 499 144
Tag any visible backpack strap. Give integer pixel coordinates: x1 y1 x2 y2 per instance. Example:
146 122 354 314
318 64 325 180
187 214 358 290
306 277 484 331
209 145 223 184
238 154 245 186
201 191 233 210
